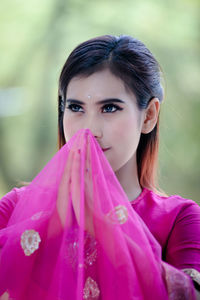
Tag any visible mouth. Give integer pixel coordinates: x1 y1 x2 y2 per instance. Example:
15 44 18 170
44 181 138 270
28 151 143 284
102 147 111 152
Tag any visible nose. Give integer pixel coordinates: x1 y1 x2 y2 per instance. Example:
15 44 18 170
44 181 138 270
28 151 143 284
83 115 103 139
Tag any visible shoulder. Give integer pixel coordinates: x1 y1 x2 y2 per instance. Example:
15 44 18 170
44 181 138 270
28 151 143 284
131 188 200 248
0 186 27 229
1 186 26 204
132 188 199 218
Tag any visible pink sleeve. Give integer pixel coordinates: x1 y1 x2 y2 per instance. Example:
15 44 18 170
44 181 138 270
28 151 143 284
0 188 20 229
165 202 200 273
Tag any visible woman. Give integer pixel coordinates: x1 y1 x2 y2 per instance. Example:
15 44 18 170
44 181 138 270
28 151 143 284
0 35 200 299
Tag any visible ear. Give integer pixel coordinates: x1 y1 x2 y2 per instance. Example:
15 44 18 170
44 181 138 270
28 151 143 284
141 98 160 134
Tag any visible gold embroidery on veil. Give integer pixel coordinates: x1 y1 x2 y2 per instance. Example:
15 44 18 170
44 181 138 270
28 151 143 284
182 268 200 286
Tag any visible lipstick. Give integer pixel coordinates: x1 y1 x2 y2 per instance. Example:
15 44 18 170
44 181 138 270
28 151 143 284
102 148 110 152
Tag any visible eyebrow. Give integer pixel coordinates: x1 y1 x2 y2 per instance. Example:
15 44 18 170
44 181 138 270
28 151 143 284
66 98 126 105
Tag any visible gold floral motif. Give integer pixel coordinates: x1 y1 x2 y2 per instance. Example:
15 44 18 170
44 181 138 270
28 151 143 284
83 277 100 299
31 211 50 221
1 291 15 300
65 230 98 269
182 268 200 286
1 292 10 300
163 263 193 300
106 205 128 224
21 229 41 256
31 211 44 220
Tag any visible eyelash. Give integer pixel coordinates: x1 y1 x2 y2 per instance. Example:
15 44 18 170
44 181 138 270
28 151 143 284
66 103 123 113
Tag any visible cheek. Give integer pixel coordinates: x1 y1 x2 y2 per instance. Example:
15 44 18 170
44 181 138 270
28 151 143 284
111 118 140 144
63 114 80 141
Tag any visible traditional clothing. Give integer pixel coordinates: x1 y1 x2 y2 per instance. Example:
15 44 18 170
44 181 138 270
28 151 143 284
0 129 199 299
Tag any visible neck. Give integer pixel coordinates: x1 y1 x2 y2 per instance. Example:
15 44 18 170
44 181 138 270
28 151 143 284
115 154 142 201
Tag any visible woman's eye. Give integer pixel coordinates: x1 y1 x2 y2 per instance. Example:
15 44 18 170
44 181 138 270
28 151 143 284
66 104 84 112
102 104 122 113
66 103 123 113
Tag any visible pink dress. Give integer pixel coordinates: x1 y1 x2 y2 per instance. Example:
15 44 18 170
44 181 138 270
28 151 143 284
1 186 200 274
1 187 200 299
0 129 199 299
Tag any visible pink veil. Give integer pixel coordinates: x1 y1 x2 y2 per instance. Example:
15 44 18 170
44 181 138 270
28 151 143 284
0 129 195 299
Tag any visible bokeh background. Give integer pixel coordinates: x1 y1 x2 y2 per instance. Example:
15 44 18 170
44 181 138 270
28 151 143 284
0 0 199 203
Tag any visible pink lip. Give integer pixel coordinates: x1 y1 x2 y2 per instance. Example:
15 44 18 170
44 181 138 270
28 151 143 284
102 148 110 152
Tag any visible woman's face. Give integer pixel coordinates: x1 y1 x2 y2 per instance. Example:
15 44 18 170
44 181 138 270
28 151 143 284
63 69 145 173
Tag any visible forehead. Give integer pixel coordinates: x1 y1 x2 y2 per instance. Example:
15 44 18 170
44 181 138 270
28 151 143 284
66 69 136 102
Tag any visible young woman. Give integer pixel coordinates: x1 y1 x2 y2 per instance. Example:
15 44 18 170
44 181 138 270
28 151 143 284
0 35 200 299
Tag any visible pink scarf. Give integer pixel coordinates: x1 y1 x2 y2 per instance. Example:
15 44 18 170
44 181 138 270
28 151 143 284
0 129 195 299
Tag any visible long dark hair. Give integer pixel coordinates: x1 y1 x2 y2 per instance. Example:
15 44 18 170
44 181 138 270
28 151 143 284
58 35 166 194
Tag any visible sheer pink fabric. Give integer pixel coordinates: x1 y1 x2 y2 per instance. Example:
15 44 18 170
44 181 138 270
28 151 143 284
0 129 196 299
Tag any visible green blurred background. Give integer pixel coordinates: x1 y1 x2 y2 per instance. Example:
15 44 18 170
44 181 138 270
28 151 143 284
0 0 199 203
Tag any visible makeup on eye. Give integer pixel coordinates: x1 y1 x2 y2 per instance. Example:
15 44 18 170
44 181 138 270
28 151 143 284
66 104 84 113
66 102 124 113
102 104 123 113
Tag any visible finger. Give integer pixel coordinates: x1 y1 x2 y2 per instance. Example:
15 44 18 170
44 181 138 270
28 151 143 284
71 148 81 225
57 149 74 227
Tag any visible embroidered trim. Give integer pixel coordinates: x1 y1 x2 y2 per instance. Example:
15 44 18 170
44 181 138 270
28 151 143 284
182 268 200 286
